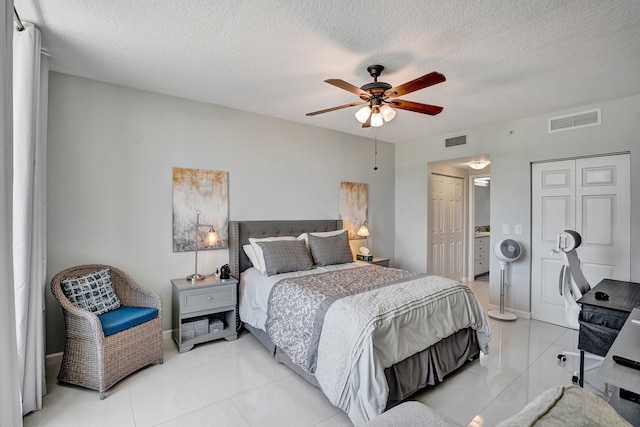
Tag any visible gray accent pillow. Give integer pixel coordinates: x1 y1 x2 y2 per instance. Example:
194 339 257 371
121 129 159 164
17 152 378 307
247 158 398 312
60 267 122 315
256 239 314 276
308 232 354 266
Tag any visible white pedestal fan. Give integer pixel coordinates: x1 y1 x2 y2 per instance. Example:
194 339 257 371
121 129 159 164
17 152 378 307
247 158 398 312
488 239 522 321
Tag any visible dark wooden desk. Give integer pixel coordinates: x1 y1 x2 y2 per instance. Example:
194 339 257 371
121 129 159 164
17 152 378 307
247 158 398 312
578 279 640 313
576 279 640 387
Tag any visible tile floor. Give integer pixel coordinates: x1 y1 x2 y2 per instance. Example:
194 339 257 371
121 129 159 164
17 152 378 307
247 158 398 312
24 279 608 427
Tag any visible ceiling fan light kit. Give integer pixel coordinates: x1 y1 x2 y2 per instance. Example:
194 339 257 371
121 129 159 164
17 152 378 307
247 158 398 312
307 64 445 128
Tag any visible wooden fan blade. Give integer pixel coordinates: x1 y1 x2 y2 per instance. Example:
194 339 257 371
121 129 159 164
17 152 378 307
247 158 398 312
384 72 446 98
325 79 371 99
390 99 444 115
306 101 367 116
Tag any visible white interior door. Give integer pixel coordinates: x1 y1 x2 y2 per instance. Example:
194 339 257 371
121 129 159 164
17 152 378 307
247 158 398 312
531 154 630 326
430 174 463 281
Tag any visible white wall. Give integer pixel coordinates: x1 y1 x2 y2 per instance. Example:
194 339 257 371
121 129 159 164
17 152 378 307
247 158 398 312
46 72 395 353
395 94 640 314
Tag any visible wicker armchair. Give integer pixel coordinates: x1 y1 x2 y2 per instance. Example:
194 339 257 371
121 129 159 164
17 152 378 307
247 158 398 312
51 264 163 399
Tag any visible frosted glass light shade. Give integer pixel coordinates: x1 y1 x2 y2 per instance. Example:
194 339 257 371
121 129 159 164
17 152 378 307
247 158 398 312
380 104 396 122
370 106 383 127
468 161 490 170
357 223 370 237
355 106 372 123
371 114 383 127
205 230 221 246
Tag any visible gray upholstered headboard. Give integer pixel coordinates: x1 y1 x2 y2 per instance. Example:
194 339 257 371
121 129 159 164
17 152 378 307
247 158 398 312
228 219 343 279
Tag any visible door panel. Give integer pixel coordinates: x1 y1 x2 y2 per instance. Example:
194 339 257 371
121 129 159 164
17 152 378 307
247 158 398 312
582 195 614 246
542 196 572 242
581 262 615 286
575 155 630 284
431 178 444 276
532 160 575 323
430 174 463 281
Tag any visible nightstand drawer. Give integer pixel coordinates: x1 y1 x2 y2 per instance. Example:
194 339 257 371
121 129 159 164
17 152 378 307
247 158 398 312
181 286 235 314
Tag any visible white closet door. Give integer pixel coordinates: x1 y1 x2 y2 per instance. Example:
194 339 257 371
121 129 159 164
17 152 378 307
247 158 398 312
531 160 576 325
531 154 630 326
574 156 631 284
430 174 463 281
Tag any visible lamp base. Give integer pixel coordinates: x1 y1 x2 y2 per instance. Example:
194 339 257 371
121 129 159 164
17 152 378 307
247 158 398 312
487 310 517 321
186 273 206 281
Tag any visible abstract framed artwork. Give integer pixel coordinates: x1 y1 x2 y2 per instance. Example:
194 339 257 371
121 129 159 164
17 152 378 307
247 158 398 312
339 181 368 240
172 167 229 252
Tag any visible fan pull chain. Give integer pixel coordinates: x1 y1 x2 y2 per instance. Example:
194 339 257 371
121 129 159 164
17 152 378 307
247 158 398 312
373 130 378 171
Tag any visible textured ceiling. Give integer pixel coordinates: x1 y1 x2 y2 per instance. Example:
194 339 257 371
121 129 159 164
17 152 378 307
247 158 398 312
14 0 640 143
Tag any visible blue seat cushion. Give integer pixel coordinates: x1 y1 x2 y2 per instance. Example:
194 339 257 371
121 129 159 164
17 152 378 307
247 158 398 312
98 306 158 336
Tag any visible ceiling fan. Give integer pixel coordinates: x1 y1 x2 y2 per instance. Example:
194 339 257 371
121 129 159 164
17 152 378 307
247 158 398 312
306 65 445 128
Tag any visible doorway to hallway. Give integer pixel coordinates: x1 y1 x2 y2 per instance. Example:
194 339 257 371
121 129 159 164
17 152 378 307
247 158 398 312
427 156 491 283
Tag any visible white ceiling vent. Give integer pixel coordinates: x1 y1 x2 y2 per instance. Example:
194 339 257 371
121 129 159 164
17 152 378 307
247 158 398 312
548 108 601 133
445 135 467 148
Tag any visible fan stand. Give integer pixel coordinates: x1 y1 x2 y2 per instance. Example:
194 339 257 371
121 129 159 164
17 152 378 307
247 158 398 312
488 263 517 321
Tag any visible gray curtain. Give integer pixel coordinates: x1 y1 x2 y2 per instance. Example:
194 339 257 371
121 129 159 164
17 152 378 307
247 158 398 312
1 0 24 425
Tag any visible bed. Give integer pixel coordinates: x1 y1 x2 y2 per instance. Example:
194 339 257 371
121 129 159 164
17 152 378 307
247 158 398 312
229 220 491 426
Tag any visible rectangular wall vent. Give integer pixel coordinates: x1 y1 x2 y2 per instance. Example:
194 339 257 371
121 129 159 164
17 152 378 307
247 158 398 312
548 108 601 133
445 135 467 148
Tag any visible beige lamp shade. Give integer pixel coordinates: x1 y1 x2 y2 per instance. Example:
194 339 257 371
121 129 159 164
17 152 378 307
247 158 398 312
357 222 370 237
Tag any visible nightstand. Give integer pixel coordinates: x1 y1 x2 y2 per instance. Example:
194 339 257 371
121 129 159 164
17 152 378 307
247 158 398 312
371 257 390 267
171 276 238 353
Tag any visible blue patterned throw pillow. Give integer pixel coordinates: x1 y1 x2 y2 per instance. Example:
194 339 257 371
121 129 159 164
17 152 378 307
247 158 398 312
61 267 122 315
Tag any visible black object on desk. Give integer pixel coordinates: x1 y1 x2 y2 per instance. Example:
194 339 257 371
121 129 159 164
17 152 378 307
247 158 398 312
575 279 640 387
613 355 640 371
620 388 640 405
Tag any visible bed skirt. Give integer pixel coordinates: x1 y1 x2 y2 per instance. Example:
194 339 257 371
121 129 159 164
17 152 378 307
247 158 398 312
385 327 479 408
242 322 479 407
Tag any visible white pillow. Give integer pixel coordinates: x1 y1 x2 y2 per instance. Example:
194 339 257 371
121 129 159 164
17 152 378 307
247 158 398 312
298 229 347 250
249 236 297 274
